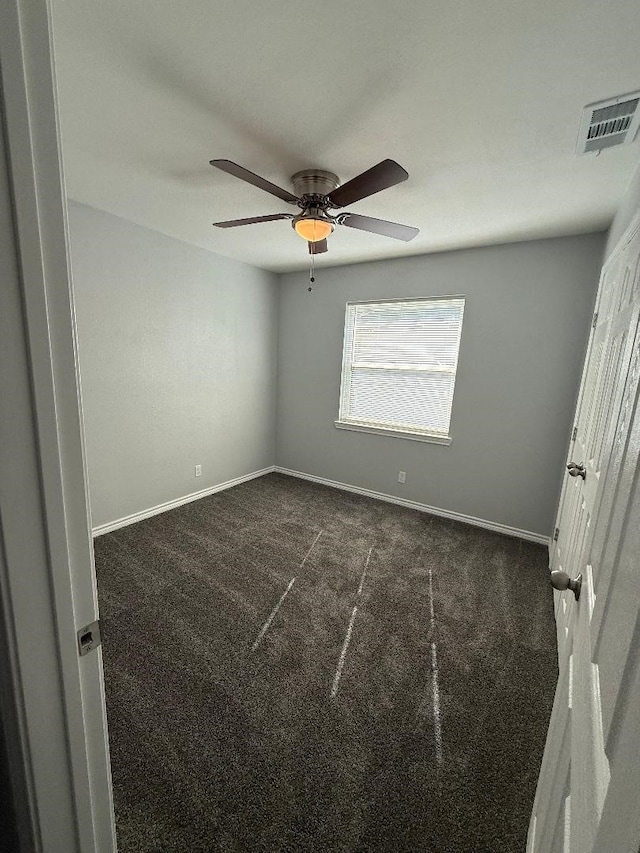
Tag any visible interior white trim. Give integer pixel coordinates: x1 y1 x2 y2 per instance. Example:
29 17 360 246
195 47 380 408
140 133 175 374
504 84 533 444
275 467 550 545
335 420 453 445
93 467 276 536
0 0 117 848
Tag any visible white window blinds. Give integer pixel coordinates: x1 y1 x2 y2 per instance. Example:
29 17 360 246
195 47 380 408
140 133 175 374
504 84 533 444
337 296 465 441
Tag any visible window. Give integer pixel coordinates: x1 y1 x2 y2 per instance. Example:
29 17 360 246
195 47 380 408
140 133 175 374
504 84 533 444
336 296 465 444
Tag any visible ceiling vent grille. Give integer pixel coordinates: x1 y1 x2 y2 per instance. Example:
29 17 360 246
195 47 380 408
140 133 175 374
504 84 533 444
577 92 640 154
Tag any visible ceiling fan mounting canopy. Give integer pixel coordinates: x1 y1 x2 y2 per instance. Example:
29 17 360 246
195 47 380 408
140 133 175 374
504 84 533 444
210 158 419 256
291 169 340 200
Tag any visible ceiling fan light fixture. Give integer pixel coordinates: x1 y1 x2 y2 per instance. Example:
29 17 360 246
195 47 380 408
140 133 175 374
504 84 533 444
293 215 333 243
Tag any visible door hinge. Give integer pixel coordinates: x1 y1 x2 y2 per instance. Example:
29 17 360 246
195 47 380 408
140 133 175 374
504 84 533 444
553 527 560 542
77 619 101 657
592 312 598 329
572 426 578 441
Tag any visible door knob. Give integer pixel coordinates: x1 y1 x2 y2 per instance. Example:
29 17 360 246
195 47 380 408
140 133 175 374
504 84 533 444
567 462 586 480
550 570 582 601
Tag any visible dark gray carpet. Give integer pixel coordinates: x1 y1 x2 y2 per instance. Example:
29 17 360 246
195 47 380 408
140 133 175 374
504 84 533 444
94 472 557 852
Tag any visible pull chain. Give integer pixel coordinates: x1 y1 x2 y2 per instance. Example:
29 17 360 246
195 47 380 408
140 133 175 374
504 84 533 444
308 248 315 292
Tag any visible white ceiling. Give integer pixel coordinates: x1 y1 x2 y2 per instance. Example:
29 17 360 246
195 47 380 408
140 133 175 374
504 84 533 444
50 0 640 272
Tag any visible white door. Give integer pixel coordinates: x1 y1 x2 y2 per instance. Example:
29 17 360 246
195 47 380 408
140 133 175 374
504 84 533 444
550 241 630 655
529 216 640 853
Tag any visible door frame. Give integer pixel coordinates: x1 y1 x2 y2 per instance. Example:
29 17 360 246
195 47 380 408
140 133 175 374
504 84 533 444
0 0 116 849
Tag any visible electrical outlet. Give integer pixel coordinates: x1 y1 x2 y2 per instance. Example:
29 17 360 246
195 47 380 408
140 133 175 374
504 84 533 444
398 471 406 484
195 464 202 477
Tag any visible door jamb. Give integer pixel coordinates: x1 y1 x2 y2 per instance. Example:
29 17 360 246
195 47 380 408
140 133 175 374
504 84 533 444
0 0 116 849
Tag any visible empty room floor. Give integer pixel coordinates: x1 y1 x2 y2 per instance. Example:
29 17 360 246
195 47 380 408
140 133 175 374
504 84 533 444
94 473 558 852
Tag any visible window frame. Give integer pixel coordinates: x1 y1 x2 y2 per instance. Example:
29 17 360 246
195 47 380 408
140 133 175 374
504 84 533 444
334 294 465 445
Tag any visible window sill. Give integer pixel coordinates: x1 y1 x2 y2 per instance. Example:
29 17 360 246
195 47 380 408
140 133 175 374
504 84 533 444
334 420 452 445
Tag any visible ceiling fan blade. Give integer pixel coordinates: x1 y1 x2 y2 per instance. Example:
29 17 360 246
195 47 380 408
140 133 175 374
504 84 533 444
339 212 419 242
308 239 328 255
210 159 299 204
327 159 409 208
212 213 294 228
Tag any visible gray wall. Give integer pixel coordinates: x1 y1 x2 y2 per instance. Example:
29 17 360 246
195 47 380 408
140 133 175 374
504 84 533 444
276 233 605 536
605 159 640 259
69 203 278 529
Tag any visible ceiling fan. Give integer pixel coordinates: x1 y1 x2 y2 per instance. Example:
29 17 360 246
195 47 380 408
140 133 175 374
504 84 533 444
210 158 419 255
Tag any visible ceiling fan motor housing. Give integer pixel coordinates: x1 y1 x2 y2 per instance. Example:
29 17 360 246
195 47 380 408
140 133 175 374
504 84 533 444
290 171 340 241
291 169 340 200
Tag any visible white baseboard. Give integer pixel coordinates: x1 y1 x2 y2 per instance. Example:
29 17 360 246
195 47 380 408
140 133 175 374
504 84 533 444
274 466 550 546
92 466 276 536
93 464 550 547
